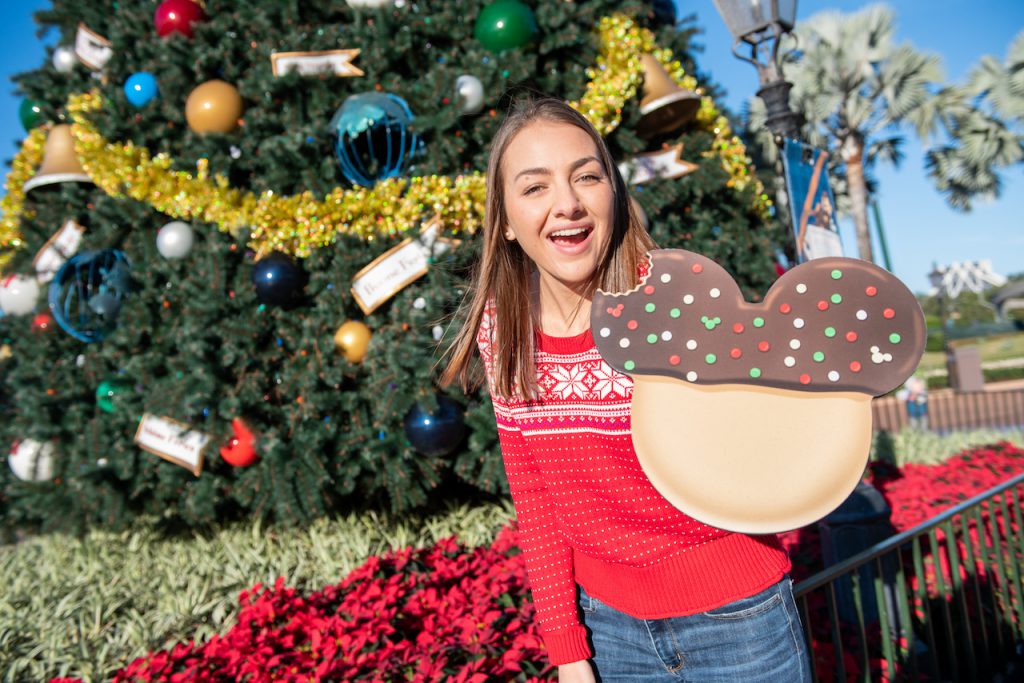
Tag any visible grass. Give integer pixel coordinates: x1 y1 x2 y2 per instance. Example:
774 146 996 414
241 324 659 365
917 331 1024 376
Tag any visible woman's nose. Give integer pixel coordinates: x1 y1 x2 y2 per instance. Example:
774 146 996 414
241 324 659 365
552 183 583 218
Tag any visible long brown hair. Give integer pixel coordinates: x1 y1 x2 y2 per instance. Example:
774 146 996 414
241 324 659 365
440 97 655 400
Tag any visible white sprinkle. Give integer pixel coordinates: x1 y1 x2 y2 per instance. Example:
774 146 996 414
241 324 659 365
660 273 672 283
710 288 721 298
793 318 805 329
599 327 611 338
686 339 698 350
662 331 673 341
686 371 698 382
619 338 630 348
857 310 868 321
796 283 807 294
683 294 695 305
828 371 840 382
789 339 801 350
870 345 880 353
784 356 796 367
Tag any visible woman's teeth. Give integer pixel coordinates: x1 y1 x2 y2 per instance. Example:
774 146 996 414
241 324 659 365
550 227 592 244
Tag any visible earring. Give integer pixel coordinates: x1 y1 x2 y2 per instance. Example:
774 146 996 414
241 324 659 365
504 230 516 241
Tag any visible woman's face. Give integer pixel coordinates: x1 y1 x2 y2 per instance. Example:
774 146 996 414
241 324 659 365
501 119 615 300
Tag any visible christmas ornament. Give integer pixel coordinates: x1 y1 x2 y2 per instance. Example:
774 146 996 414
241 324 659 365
75 24 113 70
251 252 306 306
185 80 243 135
333 320 372 363
473 0 538 52
454 75 485 115
403 395 466 457
32 311 54 332
0 274 40 315
18 99 43 131
154 0 207 38
331 92 417 187
48 249 131 343
345 0 392 8
156 221 195 259
52 45 78 73
270 49 364 78
637 54 700 138
23 124 92 192
8 439 55 482
96 379 131 413
124 72 159 107
220 418 257 467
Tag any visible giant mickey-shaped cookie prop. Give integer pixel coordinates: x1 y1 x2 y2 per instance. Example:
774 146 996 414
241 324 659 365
591 250 925 533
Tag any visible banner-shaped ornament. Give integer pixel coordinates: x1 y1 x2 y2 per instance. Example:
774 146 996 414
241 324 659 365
618 144 698 185
75 24 113 71
270 49 364 77
351 216 458 315
34 220 86 283
134 413 210 476
782 139 843 262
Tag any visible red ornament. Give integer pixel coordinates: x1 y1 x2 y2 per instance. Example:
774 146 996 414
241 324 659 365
220 418 257 467
32 311 54 332
154 0 207 38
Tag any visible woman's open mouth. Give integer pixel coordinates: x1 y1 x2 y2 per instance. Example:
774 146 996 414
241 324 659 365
548 225 594 247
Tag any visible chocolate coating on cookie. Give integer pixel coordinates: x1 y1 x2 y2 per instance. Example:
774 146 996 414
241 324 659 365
592 250 925 395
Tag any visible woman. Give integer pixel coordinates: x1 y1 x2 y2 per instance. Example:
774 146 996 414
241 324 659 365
442 96 810 682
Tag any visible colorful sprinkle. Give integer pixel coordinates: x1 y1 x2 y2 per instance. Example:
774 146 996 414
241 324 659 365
660 273 672 283
753 317 765 328
670 308 681 318
889 332 901 344
710 287 721 298
845 331 858 342
749 367 762 378
850 361 862 372
686 339 697 350
701 316 721 330
733 323 745 334
828 371 840 382
730 347 742 359
646 333 658 344
627 320 638 330
645 303 656 313
624 360 635 371
883 308 895 319
661 331 673 341
796 283 807 294
692 264 703 274
779 303 792 314
789 339 801 350
599 327 610 337
683 294 694 305
758 341 771 352
644 285 655 295
686 371 698 382
705 353 717 364
817 300 829 311
813 351 825 362
619 338 630 348
831 293 842 304
865 286 877 296
669 354 681 365
831 269 843 280
784 356 796 367
799 373 811 385
856 310 868 321
824 327 836 338
793 318 805 329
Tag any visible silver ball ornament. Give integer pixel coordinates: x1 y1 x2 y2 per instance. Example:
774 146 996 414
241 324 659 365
0 274 40 316
156 221 195 259
52 45 78 73
8 439 55 482
454 75 485 115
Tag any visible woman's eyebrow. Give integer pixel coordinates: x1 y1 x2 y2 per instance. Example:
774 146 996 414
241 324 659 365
513 156 602 182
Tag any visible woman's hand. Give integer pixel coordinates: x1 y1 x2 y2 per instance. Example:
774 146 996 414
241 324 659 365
557 660 597 682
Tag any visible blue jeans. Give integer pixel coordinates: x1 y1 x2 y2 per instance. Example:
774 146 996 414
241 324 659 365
579 577 811 682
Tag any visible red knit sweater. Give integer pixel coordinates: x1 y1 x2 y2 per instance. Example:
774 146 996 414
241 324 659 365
478 308 791 665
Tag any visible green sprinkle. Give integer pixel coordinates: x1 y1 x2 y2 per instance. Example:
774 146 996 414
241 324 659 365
749 367 762 378
889 333 902 344
647 333 658 344
624 360 635 371
831 269 843 280
831 293 842 304
645 303 656 313
705 353 717 364
824 327 836 338
670 308 681 318
753 317 765 328
813 351 825 362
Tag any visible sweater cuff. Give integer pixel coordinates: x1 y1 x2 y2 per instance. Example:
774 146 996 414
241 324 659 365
543 624 592 665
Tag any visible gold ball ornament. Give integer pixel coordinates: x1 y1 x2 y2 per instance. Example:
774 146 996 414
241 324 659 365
333 320 372 363
185 80 243 134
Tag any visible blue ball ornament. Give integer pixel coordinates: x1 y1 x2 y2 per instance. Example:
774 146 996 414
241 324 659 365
403 395 466 457
48 250 132 343
251 252 306 306
331 92 417 187
124 72 159 107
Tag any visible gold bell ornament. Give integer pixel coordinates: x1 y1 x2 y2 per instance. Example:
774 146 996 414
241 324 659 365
637 54 701 138
23 124 92 191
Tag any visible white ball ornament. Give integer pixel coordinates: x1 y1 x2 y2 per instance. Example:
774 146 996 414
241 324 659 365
454 75 485 115
52 45 78 73
8 439 55 482
0 274 41 316
156 221 195 259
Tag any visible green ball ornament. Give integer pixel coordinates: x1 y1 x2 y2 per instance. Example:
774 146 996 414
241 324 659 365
19 99 44 131
474 0 538 52
96 379 131 414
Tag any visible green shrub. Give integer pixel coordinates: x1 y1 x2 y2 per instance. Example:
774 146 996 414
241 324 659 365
926 330 946 352
871 427 1024 468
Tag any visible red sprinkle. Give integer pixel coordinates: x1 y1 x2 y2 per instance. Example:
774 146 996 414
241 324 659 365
758 341 771 352
606 307 614 314
669 355 681 366
627 320 638 330
692 263 703 274
611 309 621 318
799 373 811 385
883 308 895 319
817 300 829 311
733 323 745 334
779 303 792 314
866 286 877 296
644 285 655 295
850 361 862 372
845 331 858 342
730 347 742 359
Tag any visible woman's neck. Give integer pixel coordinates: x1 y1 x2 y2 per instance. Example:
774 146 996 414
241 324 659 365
533 272 592 337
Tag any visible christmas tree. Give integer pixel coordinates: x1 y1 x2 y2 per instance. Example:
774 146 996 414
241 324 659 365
0 0 785 532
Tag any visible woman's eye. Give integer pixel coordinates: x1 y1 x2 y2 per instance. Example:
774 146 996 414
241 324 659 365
578 173 602 183
523 184 544 195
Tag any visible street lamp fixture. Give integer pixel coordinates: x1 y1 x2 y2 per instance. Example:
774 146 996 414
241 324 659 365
712 0 801 140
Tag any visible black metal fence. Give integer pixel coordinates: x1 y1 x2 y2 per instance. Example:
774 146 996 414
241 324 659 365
794 471 1024 682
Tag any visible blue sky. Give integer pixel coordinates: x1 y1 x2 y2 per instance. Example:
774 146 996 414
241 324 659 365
1 0 1021 294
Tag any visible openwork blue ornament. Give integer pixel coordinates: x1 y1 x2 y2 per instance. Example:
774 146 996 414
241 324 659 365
48 250 131 343
331 92 417 187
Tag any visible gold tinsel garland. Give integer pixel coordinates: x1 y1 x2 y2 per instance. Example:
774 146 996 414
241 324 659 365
0 126 47 270
1 14 767 263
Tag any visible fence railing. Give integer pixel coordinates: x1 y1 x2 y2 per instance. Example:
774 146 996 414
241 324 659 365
794 471 1024 682
872 387 1024 433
